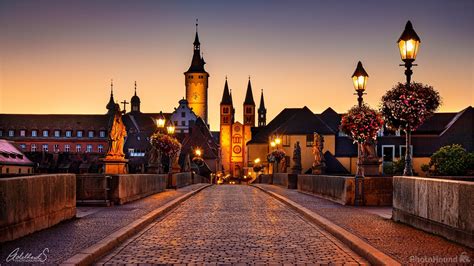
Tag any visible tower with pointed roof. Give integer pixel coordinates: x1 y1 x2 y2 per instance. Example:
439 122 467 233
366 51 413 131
243 78 256 126
184 20 209 125
220 78 233 174
258 89 266 127
131 81 141 113
106 80 116 115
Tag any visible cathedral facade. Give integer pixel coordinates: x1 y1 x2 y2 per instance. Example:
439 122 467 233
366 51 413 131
220 78 266 177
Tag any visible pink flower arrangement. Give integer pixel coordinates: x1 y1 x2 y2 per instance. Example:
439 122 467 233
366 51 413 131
340 104 384 144
150 133 181 158
380 82 441 131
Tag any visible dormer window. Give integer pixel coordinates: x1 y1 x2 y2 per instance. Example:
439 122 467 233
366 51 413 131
20 130 26 137
88 131 94 138
99 130 106 138
42 130 49 137
54 130 60 137
66 130 72 137
8 130 14 137
31 130 38 137
77 131 83 138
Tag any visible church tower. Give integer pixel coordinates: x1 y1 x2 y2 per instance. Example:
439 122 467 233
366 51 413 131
130 81 141 113
184 21 209 124
243 78 256 126
220 78 233 173
106 80 116 115
258 89 266 127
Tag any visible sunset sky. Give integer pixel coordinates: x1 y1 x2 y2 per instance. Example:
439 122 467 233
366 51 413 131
0 0 472 131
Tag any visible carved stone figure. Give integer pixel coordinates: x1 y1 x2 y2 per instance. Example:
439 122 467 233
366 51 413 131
312 132 326 174
291 141 302 174
106 104 127 159
361 140 378 163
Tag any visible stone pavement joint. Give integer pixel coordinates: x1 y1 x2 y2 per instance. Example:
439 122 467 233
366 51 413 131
61 183 211 266
99 185 368 264
253 184 400 265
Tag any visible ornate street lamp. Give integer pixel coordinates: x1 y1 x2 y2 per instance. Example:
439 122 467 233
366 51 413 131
351 61 369 107
156 111 166 130
398 20 421 176
166 123 176 135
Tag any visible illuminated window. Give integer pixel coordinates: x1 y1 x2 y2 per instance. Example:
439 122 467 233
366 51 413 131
31 144 37 152
42 144 48 152
99 131 106 138
32 130 38 137
65 144 70 152
86 144 93 153
19 144 26 150
54 130 60 137
77 131 83 138
282 135 290 147
8 130 14 137
66 130 72 137
42 130 49 137
20 130 26 137
88 131 94 138
98 145 104 153
76 144 81 152
54 144 59 152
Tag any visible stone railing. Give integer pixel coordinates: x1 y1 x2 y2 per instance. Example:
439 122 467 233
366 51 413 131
393 176 473 248
0 174 76 243
170 172 209 188
272 173 298 189
297 175 392 206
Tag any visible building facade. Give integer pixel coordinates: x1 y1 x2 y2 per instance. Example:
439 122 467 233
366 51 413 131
219 78 266 177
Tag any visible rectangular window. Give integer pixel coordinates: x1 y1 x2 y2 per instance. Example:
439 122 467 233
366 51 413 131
54 130 60 137
399 145 413 158
20 130 26 137
42 130 49 137
76 144 81 152
233 136 242 144
246 107 252 114
282 135 290 147
19 144 27 150
0 130 3 136
223 107 229 114
306 134 314 147
54 144 59 152
86 144 93 153
8 130 14 137
98 144 104 153
66 130 72 137
181 121 186 126
65 144 70 152
77 131 83 138
99 131 106 138
31 144 37 152
88 131 94 138
42 144 48 152
181 112 186 118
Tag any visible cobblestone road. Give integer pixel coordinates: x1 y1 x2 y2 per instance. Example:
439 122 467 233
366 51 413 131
99 185 367 264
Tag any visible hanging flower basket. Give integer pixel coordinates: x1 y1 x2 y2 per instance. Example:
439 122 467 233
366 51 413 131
340 104 384 144
268 149 286 162
150 133 181 158
380 82 441 131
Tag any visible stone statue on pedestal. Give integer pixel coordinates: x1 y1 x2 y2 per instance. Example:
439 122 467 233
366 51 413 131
291 141 302 174
102 104 128 174
359 140 381 176
312 133 326 174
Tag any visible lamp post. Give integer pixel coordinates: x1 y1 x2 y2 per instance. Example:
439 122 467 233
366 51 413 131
351 61 369 206
165 120 176 173
398 20 421 176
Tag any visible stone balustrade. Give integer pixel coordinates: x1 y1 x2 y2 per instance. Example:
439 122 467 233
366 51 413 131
393 176 473 248
0 174 76 243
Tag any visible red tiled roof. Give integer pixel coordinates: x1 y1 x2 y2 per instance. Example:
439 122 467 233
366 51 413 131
0 139 34 166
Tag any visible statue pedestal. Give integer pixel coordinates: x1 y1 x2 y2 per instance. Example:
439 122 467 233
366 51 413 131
360 161 381 176
101 157 128 174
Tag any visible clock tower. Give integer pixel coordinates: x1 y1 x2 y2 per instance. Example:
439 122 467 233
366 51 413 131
185 21 209 125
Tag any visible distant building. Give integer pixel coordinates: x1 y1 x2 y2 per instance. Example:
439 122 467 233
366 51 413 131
169 99 198 134
247 106 474 176
219 78 266 177
0 139 34 175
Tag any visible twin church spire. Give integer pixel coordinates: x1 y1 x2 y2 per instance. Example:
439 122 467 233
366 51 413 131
220 77 266 127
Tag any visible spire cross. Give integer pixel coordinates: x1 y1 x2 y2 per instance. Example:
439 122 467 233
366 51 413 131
121 100 129 113
134 81 137 94
196 19 198 32
110 79 114 94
